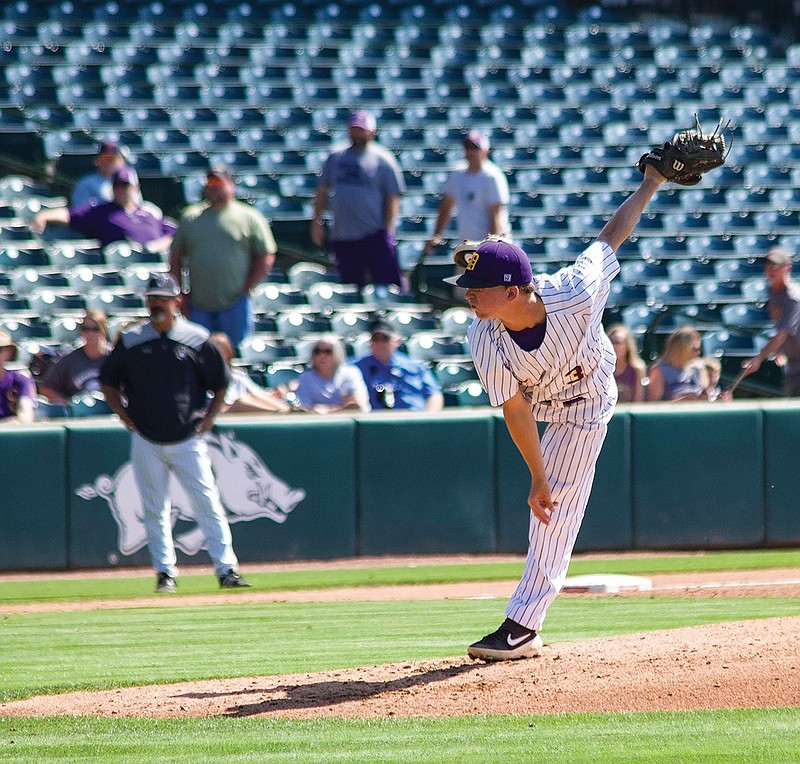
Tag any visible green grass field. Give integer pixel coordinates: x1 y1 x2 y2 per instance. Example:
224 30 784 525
1 550 798 763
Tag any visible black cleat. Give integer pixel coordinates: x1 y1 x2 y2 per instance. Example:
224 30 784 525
467 618 543 662
155 572 177 593
218 569 252 589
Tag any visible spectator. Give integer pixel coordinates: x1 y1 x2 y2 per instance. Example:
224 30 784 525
30 167 175 251
354 320 444 412
606 323 646 403
70 140 130 209
293 335 371 413
99 273 250 593
425 130 510 256
701 357 728 401
646 326 709 402
0 331 35 425
740 247 800 396
38 310 111 405
209 332 292 414
169 164 277 351
311 110 405 291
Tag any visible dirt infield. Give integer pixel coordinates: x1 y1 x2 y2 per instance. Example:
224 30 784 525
1 563 799 719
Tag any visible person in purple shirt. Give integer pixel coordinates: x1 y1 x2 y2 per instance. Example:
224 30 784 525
0 331 35 425
30 167 176 252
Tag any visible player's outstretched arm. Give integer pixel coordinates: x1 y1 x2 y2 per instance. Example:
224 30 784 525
597 166 666 252
502 391 556 525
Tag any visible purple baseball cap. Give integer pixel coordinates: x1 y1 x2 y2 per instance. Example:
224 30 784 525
443 238 532 288
111 166 139 185
349 110 377 131
464 129 490 151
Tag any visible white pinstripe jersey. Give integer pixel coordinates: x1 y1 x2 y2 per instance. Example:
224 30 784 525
467 240 619 424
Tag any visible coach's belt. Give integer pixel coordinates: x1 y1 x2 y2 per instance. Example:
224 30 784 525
539 396 585 408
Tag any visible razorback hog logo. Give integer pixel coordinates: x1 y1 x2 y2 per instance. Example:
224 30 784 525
75 431 306 556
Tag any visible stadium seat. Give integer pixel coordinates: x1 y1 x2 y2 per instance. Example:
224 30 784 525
607 282 647 307
439 307 473 338
741 278 768 302
330 311 376 339
307 282 364 311
29 291 87 317
405 333 466 362
240 336 298 364
86 291 146 315
715 259 764 282
721 304 772 330
646 282 697 306
667 260 717 283
703 330 758 357
620 261 669 285
35 398 71 420
276 311 332 338
0 294 31 314
434 360 478 388
694 282 744 304
447 380 489 407
10 269 69 294
252 284 308 312
385 310 439 336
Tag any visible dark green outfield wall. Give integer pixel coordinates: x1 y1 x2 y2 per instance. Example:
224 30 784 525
0 402 798 570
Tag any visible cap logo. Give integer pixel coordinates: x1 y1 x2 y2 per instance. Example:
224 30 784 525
504 274 512 283
464 252 480 271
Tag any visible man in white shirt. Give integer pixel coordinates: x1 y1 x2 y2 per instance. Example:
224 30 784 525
425 130 510 256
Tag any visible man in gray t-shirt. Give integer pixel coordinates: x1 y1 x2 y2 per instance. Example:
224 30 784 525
742 247 800 396
311 111 405 290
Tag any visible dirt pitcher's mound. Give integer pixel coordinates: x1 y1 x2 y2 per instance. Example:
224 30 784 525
3 616 798 719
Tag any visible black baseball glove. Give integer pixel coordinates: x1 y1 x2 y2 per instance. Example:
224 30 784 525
637 116 730 186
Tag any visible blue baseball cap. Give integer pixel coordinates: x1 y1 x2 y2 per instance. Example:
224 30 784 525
443 238 533 288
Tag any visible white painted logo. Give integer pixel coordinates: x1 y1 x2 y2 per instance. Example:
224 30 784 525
76 431 306 556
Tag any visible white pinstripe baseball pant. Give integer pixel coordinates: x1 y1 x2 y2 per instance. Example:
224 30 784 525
505 419 608 631
131 432 239 578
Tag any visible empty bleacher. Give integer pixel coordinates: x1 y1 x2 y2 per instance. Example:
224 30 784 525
0 0 796 404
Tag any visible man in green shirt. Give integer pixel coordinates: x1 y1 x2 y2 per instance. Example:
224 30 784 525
170 164 277 350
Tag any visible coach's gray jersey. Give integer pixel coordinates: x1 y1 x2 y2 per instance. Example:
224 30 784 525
467 240 619 424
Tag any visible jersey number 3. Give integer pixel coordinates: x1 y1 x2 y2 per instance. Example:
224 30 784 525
564 365 585 384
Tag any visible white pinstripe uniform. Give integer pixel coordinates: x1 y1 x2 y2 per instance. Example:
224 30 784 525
100 317 239 579
468 239 619 632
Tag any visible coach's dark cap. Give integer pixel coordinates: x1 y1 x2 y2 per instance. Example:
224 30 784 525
765 247 793 267
144 273 181 298
368 319 400 340
444 237 533 289
207 163 234 182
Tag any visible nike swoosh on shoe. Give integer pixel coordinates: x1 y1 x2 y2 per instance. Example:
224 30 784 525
506 633 532 647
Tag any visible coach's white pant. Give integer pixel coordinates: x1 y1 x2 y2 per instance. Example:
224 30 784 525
505 420 607 632
131 432 239 578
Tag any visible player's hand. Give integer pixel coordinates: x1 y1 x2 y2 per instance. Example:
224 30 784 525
528 478 557 525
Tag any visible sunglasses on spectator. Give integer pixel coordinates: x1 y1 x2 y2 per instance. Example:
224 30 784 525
313 347 334 355
81 324 102 333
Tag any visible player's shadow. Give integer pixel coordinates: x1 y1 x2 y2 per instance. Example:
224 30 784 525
178 660 484 717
